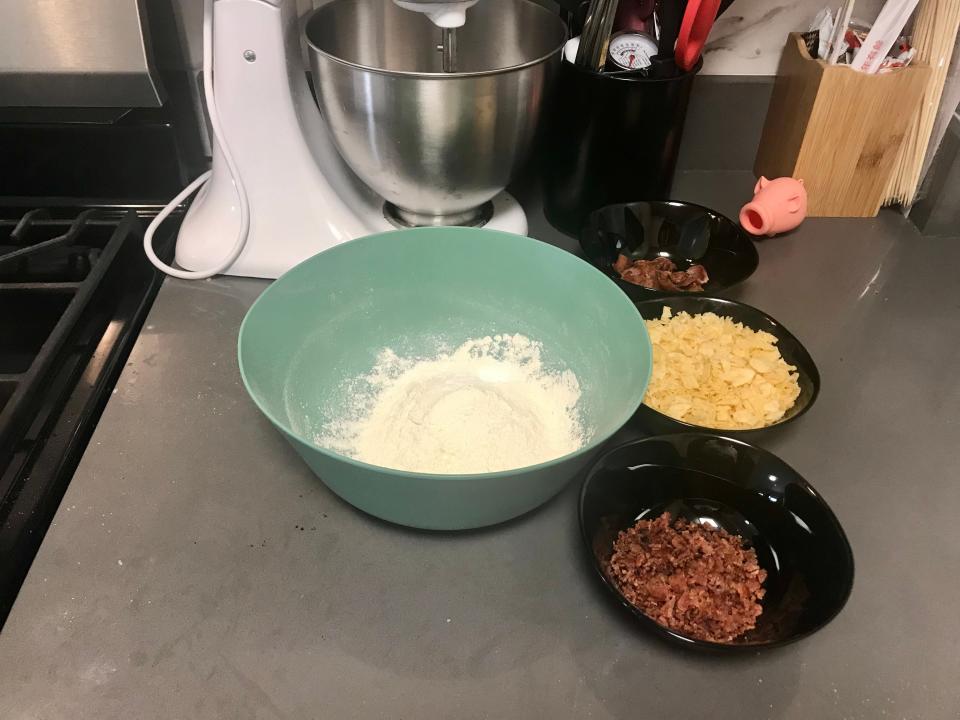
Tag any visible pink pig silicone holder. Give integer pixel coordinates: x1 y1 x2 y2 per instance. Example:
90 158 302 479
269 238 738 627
740 176 807 237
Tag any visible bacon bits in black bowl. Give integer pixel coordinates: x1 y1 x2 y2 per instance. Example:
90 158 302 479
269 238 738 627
579 434 854 651
580 201 759 300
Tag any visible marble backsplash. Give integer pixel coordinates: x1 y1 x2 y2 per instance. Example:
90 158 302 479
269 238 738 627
703 0 886 74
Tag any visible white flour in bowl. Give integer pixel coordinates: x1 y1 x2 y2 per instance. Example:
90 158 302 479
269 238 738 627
318 334 586 474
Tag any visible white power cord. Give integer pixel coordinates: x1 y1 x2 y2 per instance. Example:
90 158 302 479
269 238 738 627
144 0 250 279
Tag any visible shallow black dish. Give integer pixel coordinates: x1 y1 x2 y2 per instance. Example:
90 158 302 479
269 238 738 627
579 434 854 651
633 295 820 436
580 201 759 300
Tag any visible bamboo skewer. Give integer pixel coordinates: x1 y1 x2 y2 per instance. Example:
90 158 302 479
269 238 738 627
883 0 960 206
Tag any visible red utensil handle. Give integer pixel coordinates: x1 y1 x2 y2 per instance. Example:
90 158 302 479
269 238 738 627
675 0 721 71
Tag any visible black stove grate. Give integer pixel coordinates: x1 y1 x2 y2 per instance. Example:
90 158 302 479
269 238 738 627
0 207 177 623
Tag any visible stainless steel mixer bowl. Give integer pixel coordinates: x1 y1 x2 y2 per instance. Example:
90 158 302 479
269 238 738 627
305 0 566 226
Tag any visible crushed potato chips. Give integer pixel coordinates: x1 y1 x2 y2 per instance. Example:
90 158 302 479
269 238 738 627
643 307 801 430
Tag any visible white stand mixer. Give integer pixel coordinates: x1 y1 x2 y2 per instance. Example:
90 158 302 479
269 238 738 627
162 0 528 280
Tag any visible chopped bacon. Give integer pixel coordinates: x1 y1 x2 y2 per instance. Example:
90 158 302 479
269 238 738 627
613 255 709 292
608 512 766 643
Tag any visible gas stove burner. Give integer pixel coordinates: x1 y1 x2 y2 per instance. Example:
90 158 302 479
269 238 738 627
383 201 494 229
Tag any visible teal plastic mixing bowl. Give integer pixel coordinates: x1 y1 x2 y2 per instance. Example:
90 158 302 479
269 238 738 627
238 227 651 530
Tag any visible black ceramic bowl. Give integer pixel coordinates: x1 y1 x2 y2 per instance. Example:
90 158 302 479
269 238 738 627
580 201 759 300
633 295 820 436
579 434 854 651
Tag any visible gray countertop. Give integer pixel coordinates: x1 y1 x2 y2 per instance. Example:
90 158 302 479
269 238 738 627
2 173 959 719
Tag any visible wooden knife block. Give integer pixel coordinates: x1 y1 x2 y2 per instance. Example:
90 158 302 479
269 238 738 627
754 34 930 217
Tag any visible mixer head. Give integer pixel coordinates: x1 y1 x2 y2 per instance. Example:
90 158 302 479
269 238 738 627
393 0 479 27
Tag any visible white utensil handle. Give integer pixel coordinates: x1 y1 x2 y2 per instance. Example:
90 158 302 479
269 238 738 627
850 0 921 73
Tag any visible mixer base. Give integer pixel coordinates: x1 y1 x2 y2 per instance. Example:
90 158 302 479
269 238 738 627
384 202 494 229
